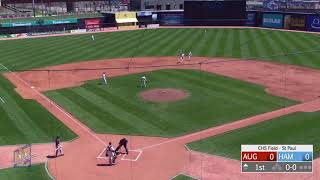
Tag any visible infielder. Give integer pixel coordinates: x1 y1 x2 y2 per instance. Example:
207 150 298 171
102 72 107 85
141 76 147 88
106 142 117 165
55 136 64 157
180 53 185 63
188 51 192 60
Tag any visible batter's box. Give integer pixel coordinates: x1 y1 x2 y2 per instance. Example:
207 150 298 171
121 150 142 161
97 148 142 162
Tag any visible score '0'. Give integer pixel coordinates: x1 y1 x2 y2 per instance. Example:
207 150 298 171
270 153 274 161
305 153 310 161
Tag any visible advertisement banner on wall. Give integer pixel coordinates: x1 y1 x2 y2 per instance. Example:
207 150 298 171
263 0 287 11
152 13 158 21
43 18 78 25
307 15 320 32
262 13 283 28
85 19 101 25
0 18 77 27
160 13 184 26
1 21 37 27
137 11 152 17
284 15 306 30
115 12 137 20
85 19 101 29
246 12 256 26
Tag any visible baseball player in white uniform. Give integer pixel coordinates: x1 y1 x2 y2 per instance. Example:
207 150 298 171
102 72 107 85
91 35 95 41
180 53 185 63
106 142 116 165
188 51 192 60
141 76 147 88
55 136 64 157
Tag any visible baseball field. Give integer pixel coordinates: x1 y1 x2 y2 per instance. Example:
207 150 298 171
1 28 320 179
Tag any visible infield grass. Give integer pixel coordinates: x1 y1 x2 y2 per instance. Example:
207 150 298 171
1 28 320 70
172 174 198 180
187 112 320 159
0 75 76 145
45 69 295 137
0 164 51 180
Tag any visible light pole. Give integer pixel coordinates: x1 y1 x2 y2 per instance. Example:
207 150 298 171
32 0 36 17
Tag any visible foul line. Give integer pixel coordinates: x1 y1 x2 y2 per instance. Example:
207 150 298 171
96 148 107 159
0 96 5 103
136 100 316 152
0 63 107 147
45 160 55 180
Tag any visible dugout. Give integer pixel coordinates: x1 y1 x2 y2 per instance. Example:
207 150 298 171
115 11 138 30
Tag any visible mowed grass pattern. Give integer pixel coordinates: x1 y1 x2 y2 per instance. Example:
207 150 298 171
0 75 76 145
0 164 51 180
172 174 198 180
45 69 295 137
1 28 320 70
187 112 320 159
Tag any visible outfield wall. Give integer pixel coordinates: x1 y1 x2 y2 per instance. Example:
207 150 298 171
1 10 320 35
0 16 106 34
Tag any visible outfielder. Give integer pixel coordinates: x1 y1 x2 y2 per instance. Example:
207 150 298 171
141 76 147 88
91 35 95 41
102 72 107 85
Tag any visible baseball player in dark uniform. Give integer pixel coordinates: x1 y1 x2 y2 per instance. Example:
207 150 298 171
115 138 129 155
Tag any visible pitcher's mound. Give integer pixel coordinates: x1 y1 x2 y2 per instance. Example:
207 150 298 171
139 88 189 103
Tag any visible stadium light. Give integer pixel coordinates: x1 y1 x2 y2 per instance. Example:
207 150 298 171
32 0 35 17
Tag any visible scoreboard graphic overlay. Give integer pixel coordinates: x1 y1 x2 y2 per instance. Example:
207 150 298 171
13 144 31 168
241 145 313 173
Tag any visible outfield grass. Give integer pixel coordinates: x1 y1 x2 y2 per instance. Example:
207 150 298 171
1 28 320 71
187 112 320 159
0 164 51 180
0 75 76 145
172 174 198 180
45 69 295 137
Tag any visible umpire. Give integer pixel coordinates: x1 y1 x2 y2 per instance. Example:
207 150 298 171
115 138 129 155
